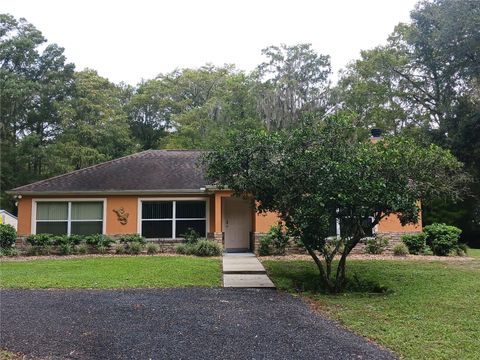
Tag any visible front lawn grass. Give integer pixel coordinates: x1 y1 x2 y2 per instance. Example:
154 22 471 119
0 256 221 288
467 247 480 258
263 258 480 360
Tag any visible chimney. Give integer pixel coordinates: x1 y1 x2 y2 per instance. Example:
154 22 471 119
370 128 382 143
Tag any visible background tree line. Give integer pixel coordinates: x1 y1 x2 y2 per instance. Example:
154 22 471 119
1 0 479 245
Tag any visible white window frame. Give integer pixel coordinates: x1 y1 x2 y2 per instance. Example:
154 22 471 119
335 215 378 238
32 198 107 235
138 198 209 239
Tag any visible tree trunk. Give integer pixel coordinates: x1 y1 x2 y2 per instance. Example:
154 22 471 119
334 251 348 293
305 245 333 292
334 232 363 293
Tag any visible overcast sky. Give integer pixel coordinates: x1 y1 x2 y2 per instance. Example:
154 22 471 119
3 0 418 85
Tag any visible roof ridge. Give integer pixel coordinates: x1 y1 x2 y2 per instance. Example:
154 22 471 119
10 150 153 192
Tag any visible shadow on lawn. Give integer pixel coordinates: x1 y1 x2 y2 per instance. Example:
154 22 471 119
266 262 392 295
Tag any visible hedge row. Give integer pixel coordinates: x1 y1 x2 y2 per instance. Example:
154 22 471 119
0 226 221 257
24 233 146 256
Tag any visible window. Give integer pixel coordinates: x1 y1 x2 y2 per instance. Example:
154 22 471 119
328 217 339 237
35 201 104 235
361 217 375 237
141 200 206 239
337 216 375 238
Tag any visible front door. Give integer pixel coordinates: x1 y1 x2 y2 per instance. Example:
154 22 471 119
223 197 252 252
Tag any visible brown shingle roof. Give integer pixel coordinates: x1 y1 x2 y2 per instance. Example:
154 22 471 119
9 150 208 194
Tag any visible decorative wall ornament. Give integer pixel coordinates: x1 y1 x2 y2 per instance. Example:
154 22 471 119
113 207 129 225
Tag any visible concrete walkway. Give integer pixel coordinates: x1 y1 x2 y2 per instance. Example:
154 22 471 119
222 253 275 288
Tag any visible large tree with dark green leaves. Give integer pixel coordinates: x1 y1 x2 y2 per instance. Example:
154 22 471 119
0 15 135 211
333 0 480 243
49 69 135 173
0 14 75 209
335 0 479 134
145 65 262 149
331 46 422 135
126 78 180 150
253 43 332 130
204 117 468 292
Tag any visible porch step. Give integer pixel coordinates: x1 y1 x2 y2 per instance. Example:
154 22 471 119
222 253 275 288
223 274 275 288
222 257 266 274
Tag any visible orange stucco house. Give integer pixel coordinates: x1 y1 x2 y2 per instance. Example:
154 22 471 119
8 149 420 253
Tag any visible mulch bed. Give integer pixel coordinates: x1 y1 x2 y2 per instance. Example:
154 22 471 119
260 253 475 262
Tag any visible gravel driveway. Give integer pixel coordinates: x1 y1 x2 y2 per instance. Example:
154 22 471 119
0 288 396 359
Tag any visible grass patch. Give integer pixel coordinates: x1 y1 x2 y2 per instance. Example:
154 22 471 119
467 247 480 258
263 258 480 360
0 350 23 360
0 256 221 288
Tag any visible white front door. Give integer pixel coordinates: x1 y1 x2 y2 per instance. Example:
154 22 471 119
223 197 252 252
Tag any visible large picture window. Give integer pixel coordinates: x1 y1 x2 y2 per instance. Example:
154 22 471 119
35 201 104 235
141 200 206 239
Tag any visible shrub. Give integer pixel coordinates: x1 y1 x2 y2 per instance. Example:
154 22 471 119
423 223 462 256
41 245 53 256
193 240 222 256
68 235 85 246
401 233 427 255
118 234 146 245
458 243 468 255
175 243 194 255
0 223 17 249
58 243 73 255
97 245 108 254
258 224 289 256
26 233 54 247
25 246 38 256
26 234 55 255
0 247 18 257
52 235 71 246
76 243 88 254
176 240 221 256
101 235 115 247
183 228 201 245
122 237 146 254
8 247 19 257
85 234 115 248
393 243 409 256
421 245 433 256
127 241 143 255
269 224 289 255
258 236 272 256
114 244 126 254
364 236 389 255
146 242 160 254
118 234 146 254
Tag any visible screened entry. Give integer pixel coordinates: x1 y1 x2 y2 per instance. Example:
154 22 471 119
35 201 104 235
141 200 207 239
